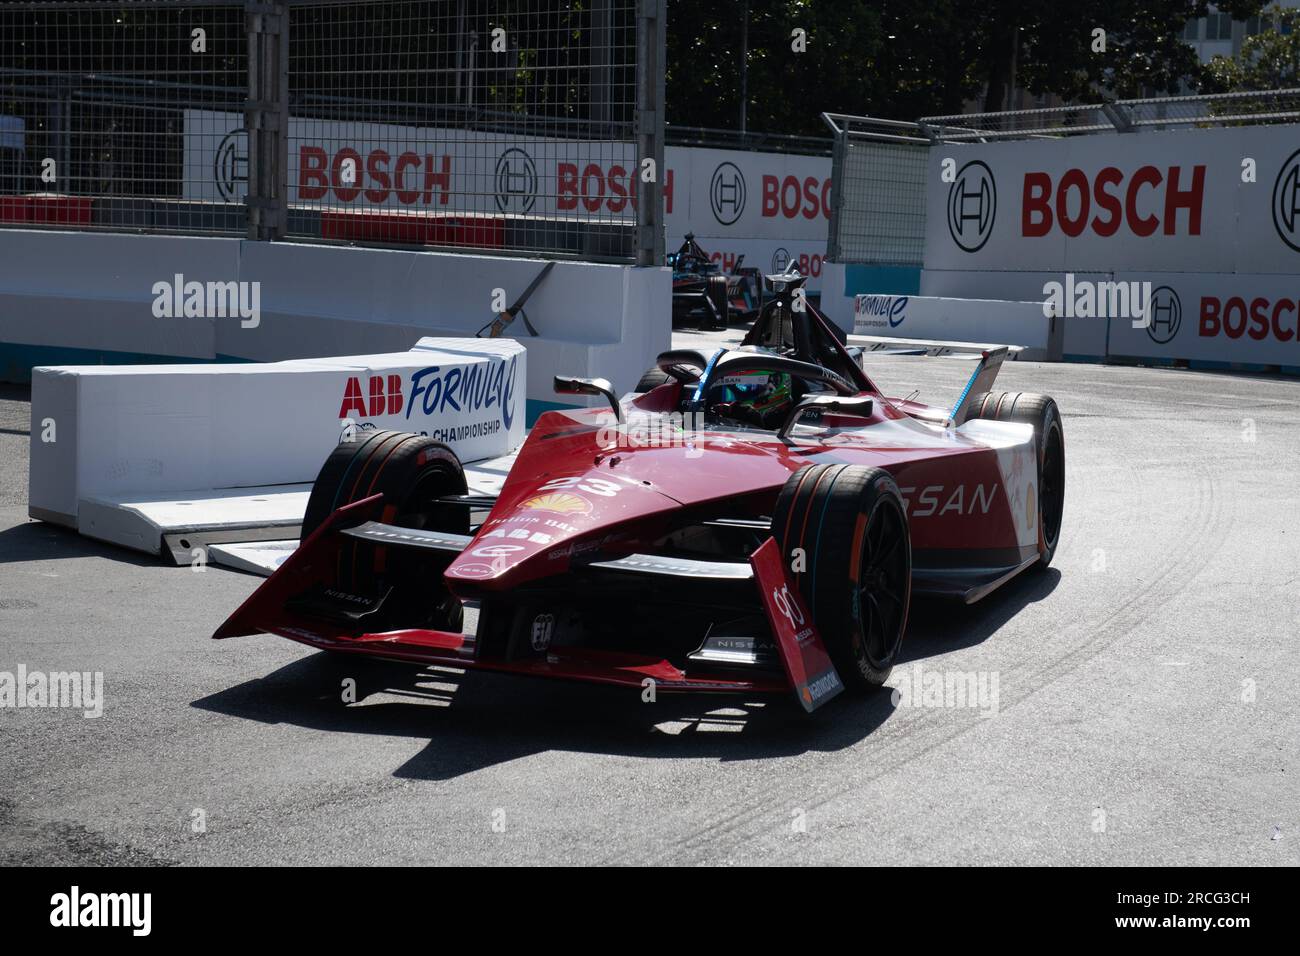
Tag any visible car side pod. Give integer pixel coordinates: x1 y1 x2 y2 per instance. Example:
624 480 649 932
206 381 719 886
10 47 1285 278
749 537 845 713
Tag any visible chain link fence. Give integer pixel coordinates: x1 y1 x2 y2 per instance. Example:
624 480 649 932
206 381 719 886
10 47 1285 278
0 0 665 263
822 114 928 267
918 88 1300 142
822 90 1300 269
0 0 247 234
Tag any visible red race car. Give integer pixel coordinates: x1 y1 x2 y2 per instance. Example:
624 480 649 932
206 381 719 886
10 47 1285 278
215 273 1065 713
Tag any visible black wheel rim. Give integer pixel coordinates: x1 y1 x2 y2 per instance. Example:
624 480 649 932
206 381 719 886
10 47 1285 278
853 498 909 670
1040 421 1065 549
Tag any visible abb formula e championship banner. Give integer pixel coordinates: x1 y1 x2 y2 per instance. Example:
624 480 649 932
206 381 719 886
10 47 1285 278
924 123 1300 277
184 110 830 290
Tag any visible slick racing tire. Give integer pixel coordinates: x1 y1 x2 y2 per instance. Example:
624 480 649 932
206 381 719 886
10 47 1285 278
302 429 469 630
773 464 911 692
967 391 1065 569
706 275 730 329
634 367 675 392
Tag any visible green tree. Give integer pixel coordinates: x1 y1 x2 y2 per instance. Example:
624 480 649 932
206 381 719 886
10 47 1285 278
1201 3 1300 91
666 0 1266 136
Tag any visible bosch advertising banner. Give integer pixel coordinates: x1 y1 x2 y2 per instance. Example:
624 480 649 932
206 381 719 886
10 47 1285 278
1104 273 1300 366
668 146 832 289
924 123 1300 275
184 110 830 290
923 122 1300 366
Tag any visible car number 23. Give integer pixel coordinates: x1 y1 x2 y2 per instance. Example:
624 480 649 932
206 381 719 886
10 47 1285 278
539 476 623 498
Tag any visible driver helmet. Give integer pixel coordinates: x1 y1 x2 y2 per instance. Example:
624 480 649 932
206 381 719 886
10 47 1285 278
713 369 795 421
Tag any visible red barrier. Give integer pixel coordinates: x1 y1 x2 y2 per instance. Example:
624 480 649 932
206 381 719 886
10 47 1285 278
0 196 32 223
319 209 504 248
0 194 93 226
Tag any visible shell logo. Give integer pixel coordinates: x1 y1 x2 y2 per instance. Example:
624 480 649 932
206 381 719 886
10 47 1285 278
521 492 592 516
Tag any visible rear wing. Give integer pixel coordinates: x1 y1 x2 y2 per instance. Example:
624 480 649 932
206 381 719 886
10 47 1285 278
949 347 1008 426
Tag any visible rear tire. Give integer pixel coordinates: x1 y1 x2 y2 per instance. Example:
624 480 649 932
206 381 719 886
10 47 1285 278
967 391 1065 568
301 429 469 630
773 464 911 691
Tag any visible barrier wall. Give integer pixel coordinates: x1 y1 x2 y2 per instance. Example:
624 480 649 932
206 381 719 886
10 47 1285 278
0 229 670 413
918 122 1300 370
29 337 526 528
182 109 832 291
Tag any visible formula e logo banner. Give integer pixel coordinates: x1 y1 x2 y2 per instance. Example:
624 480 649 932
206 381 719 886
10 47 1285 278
924 124 1300 275
853 294 909 331
335 349 524 464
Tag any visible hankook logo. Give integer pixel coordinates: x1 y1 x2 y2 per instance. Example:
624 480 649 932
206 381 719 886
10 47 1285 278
1272 147 1300 252
495 147 538 213
947 160 996 252
1146 285 1182 344
710 162 746 225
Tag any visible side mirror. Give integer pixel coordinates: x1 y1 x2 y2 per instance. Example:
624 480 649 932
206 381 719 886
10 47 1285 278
778 394 873 440
554 375 623 423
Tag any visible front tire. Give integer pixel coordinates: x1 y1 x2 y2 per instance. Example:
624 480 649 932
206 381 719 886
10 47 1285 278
301 429 468 630
773 464 911 691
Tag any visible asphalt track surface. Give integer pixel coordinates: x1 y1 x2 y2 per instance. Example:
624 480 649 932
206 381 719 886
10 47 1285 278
2 343 1299 866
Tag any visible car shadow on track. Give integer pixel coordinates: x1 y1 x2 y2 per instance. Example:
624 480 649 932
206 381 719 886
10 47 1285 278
899 566 1062 664
191 569 1059 781
0 518 161 567
191 650 904 780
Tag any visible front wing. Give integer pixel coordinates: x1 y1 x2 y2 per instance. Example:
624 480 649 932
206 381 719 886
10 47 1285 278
213 495 843 709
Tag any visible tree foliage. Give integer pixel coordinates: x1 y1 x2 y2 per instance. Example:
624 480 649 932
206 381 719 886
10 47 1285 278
666 0 1266 136
1201 3 1300 91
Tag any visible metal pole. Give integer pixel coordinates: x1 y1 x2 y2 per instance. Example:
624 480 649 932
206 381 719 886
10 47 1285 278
739 1 749 134
635 0 666 266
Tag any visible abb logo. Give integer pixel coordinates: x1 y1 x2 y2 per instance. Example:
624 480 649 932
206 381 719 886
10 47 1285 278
761 175 831 220
339 375 403 418
299 147 451 205
557 162 674 214
1022 165 1206 237
1200 296 1299 342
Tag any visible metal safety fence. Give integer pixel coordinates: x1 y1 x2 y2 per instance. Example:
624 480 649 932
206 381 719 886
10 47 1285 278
822 90 1300 269
821 113 928 267
0 0 666 264
918 88 1300 143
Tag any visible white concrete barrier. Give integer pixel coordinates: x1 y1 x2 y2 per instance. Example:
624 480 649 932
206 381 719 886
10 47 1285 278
0 229 670 415
28 338 525 556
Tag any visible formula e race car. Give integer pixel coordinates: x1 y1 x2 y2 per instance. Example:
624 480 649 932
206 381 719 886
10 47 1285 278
669 233 762 329
214 271 1064 713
